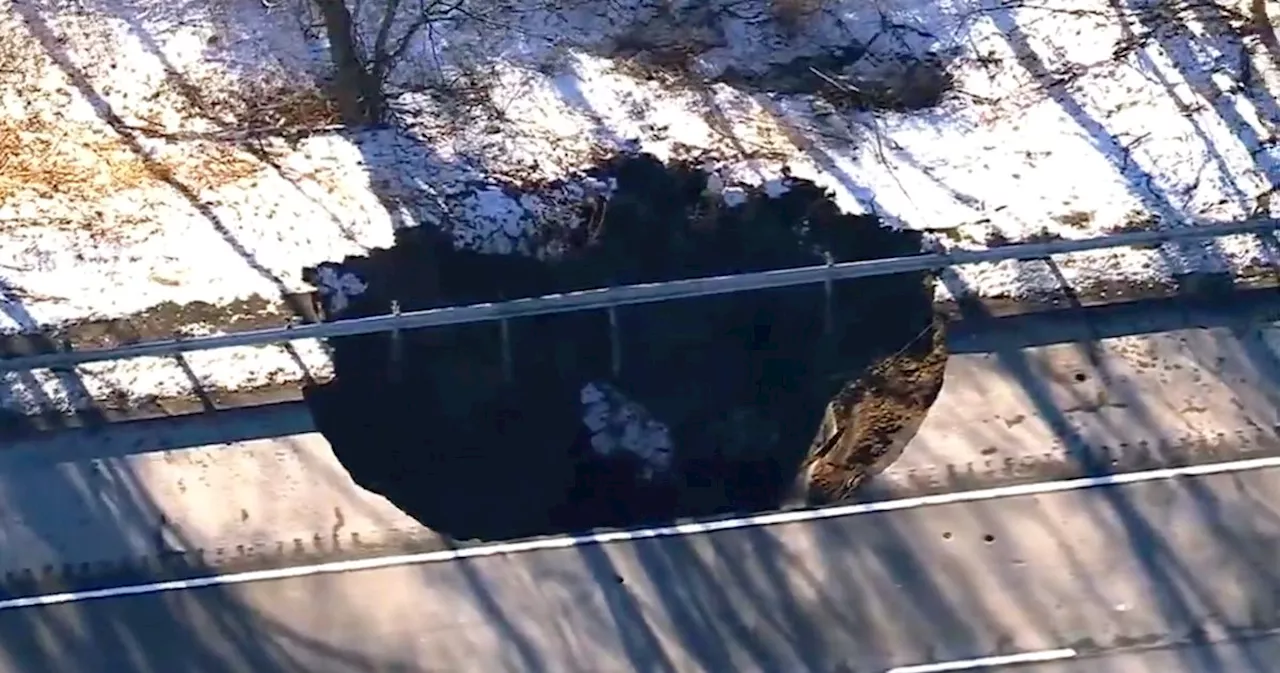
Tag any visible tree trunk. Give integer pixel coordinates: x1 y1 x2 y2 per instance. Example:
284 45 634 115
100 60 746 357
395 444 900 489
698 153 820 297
312 0 383 125
1253 0 1280 70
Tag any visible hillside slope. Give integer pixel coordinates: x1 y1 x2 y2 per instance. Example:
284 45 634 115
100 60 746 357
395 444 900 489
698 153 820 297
1 0 1279 413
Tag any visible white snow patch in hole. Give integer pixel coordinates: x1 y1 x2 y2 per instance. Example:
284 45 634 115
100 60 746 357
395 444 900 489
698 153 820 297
580 381 674 480
314 264 367 316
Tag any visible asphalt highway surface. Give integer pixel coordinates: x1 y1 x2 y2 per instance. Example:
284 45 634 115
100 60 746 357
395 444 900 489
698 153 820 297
1 460 1279 671
2 295 1280 671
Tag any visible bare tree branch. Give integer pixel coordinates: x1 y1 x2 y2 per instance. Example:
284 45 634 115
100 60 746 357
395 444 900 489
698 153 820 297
311 0 381 123
371 0 404 77
382 0 466 70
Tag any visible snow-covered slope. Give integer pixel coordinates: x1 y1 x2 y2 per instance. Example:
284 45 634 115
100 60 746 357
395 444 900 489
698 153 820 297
2 0 1279 413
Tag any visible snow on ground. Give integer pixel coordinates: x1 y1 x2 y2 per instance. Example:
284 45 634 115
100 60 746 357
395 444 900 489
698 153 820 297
2 0 1280 413
2 339 333 415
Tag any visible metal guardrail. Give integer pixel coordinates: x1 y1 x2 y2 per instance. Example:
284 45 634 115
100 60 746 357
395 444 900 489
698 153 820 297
2 218 1278 373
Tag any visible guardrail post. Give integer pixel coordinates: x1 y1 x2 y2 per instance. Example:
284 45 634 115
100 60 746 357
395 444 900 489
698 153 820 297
608 304 621 378
388 300 402 382
823 252 835 338
499 294 513 384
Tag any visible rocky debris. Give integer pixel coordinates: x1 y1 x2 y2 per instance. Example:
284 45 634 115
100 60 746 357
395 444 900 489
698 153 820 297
304 151 946 541
580 382 674 481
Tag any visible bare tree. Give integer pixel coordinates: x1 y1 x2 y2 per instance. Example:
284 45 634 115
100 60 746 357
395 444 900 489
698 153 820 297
310 0 465 125
1252 0 1280 70
311 0 378 124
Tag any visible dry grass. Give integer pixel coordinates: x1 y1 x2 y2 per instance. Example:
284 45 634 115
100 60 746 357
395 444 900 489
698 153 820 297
145 75 345 131
0 50 338 204
1052 209 1095 228
0 115 265 204
117 64 345 139
0 8 342 206
607 44 706 88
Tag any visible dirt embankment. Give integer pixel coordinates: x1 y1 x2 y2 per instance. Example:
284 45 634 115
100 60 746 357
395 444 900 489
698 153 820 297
801 320 948 503
304 152 947 542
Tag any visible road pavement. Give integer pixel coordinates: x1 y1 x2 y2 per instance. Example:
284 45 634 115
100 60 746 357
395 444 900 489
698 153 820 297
2 297 1280 585
1013 633 1280 672
2 298 1280 583
1 460 1280 671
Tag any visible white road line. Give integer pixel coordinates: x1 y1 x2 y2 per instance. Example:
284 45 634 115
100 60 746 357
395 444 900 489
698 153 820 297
2 454 1279 611
886 648 1079 672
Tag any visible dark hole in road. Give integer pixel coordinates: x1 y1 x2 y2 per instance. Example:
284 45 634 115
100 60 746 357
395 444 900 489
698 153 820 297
303 153 946 543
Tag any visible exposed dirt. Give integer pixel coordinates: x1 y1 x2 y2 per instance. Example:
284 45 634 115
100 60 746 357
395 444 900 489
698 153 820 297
717 47 953 112
599 2 956 114
801 317 948 503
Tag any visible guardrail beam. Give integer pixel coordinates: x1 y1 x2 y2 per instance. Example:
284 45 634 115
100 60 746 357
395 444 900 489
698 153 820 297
1 218 1276 373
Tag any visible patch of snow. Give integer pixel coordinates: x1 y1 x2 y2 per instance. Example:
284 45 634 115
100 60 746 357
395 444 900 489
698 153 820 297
580 381 674 480
2 0 1279 411
313 263 367 316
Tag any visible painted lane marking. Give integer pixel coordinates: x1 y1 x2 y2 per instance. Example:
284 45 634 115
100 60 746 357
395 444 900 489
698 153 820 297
2 454 1280 611
886 648 1079 672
